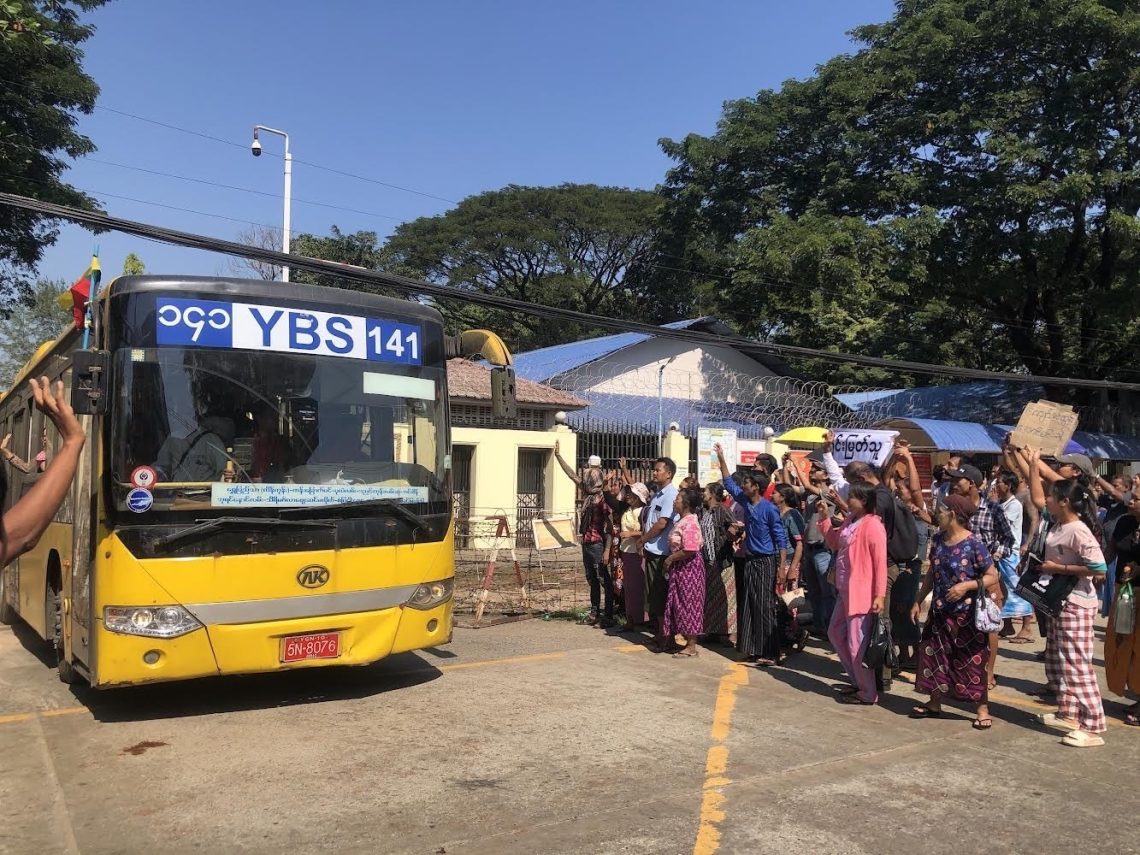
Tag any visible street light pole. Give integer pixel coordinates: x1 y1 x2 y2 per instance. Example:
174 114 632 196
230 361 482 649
251 124 292 283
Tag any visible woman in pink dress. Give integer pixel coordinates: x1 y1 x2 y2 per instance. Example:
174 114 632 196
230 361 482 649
663 487 706 657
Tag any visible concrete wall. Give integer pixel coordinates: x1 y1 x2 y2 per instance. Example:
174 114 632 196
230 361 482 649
552 339 777 401
452 425 578 547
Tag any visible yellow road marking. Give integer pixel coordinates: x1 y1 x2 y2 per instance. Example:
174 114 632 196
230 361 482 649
0 707 86 726
693 662 749 855
612 643 649 653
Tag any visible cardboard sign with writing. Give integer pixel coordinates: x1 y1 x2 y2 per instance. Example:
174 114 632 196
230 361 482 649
1009 400 1079 458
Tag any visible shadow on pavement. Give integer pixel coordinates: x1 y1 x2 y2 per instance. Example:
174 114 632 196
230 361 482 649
68 653 442 723
10 620 56 670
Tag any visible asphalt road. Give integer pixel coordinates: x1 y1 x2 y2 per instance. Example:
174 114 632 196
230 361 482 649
1 616 1137 855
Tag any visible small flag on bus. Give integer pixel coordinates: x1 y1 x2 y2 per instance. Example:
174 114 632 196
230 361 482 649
58 253 101 329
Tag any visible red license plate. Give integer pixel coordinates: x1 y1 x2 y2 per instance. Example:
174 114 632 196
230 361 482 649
281 632 341 663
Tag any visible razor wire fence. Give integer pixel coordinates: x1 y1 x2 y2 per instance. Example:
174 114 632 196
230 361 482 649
519 360 1138 457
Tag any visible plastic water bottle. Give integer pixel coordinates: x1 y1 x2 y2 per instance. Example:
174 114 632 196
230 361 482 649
1117 583 1136 636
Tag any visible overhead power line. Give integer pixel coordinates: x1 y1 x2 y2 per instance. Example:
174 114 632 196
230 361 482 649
3 190 1138 393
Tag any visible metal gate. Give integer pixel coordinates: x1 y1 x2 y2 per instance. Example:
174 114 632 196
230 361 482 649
452 445 474 548
516 449 547 548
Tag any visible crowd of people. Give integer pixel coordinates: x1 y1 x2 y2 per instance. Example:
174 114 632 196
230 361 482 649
555 430 1140 748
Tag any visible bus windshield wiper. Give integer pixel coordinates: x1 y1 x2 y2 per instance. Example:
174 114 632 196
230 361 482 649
152 516 337 553
280 498 429 530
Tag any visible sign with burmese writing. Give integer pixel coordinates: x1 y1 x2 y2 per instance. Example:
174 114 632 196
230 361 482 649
832 430 897 468
1009 400 1079 459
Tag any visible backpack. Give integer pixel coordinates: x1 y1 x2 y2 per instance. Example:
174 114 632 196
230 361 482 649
887 497 919 564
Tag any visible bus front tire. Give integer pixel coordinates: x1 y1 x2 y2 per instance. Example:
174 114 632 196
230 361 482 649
45 585 80 685
0 570 16 625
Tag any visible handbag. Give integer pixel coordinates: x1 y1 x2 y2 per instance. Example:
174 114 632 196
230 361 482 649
974 577 1003 633
861 614 893 671
780 586 806 610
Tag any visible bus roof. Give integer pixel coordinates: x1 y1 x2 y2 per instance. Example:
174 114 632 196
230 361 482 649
110 275 444 325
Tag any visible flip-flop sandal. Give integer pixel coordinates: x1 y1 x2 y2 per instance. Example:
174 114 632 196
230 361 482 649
835 686 860 696
673 649 698 658
972 718 993 730
755 658 777 667
1124 712 1140 727
910 705 943 719
1007 636 1034 644
837 694 874 706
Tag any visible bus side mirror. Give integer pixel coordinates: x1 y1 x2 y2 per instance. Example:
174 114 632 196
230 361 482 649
490 366 517 418
70 350 109 415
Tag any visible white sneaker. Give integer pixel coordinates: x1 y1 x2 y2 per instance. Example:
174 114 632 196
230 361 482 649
1061 729 1105 748
1036 712 1079 732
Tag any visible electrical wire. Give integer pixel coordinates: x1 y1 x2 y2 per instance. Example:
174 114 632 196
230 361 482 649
87 159 403 221
3 190 1138 393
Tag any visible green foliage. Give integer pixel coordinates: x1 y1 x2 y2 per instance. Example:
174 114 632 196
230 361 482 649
0 0 106 305
380 184 662 351
289 225 393 293
0 278 70 386
655 0 1140 400
121 252 144 276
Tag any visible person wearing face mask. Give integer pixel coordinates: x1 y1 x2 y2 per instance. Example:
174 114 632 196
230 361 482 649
910 494 999 729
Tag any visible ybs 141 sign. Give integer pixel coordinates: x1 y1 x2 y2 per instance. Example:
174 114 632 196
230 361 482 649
155 298 423 366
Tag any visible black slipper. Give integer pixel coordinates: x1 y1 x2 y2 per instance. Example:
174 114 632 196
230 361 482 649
910 705 943 719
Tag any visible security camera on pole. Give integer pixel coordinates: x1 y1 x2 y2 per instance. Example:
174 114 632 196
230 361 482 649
251 124 292 283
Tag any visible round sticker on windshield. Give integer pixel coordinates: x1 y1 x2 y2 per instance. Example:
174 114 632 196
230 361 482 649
130 465 158 489
126 488 153 513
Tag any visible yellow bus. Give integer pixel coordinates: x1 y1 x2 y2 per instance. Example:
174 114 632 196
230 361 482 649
0 275 514 687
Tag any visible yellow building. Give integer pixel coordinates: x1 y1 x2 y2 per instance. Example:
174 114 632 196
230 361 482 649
446 359 587 548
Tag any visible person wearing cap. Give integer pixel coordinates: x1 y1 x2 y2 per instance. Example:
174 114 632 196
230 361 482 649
910 493 999 729
554 442 614 627
617 482 650 629
947 461 1014 691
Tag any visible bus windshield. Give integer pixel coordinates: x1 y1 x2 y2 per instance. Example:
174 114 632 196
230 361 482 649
110 347 447 515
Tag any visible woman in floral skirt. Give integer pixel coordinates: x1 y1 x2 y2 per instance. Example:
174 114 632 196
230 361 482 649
663 486 706 657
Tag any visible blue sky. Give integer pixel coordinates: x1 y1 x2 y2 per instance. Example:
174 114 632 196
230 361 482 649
38 0 896 283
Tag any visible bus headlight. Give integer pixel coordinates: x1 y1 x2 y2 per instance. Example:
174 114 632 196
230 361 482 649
104 605 203 638
406 579 453 610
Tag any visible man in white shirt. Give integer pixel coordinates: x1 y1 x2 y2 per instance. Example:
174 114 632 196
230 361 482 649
994 469 1035 643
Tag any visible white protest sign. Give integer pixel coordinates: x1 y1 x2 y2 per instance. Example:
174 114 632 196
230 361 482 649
832 430 898 468
697 427 737 485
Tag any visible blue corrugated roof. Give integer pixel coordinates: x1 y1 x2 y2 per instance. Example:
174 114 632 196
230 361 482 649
1074 431 1140 461
513 318 714 381
885 418 1004 453
847 381 1044 423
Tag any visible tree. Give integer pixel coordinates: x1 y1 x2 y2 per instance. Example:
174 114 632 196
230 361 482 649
228 225 282 281
0 278 70 385
654 0 1140 414
289 225 387 291
0 1 107 307
380 183 662 350
121 252 144 276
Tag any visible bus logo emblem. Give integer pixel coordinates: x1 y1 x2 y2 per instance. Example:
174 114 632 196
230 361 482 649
297 565 330 589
